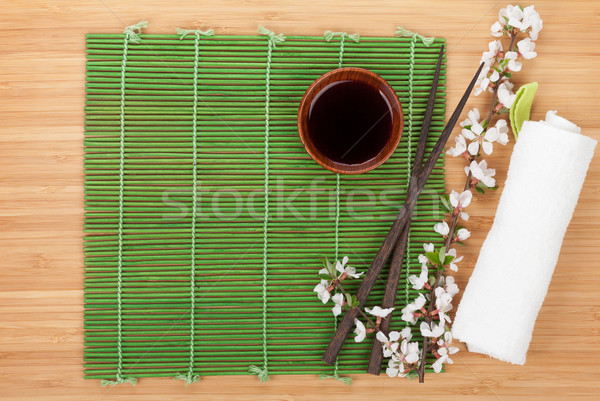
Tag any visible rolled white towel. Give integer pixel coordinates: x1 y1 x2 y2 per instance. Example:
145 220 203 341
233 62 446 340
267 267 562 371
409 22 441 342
452 111 597 365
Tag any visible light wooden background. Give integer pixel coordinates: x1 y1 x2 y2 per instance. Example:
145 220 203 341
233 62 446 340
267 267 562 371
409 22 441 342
1 0 599 400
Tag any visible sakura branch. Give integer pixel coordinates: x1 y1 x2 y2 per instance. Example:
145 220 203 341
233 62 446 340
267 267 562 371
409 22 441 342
408 4 543 383
313 4 542 383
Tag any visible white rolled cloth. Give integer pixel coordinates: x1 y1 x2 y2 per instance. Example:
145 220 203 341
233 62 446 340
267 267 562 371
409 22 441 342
452 111 597 365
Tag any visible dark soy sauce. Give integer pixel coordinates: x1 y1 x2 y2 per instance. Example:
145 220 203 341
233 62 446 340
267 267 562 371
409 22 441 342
306 79 393 165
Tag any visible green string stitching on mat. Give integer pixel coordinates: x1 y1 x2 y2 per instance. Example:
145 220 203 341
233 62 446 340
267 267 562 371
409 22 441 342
172 28 214 386
123 20 147 44
248 26 285 383
100 22 147 388
319 31 360 386
395 26 434 47
324 31 359 68
402 34 418 325
176 28 214 39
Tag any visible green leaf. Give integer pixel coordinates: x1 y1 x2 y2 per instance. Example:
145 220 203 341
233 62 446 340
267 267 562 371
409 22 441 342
425 251 439 265
352 297 360 308
325 258 335 276
345 292 353 307
438 246 446 264
443 255 455 265
439 194 452 214
318 273 331 281
475 185 485 194
475 181 498 192
504 71 512 78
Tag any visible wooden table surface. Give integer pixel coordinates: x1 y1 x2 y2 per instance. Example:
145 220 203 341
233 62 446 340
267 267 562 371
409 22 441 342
1 0 599 400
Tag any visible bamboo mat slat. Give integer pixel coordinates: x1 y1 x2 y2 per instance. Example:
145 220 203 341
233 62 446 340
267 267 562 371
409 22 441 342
84 33 446 381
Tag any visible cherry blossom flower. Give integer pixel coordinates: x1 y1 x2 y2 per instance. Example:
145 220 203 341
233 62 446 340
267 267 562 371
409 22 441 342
447 134 467 157
490 20 504 37
432 347 454 373
313 280 331 304
432 331 459 373
409 265 429 290
504 51 522 72
466 159 496 187
449 190 471 221
449 190 472 209
502 5 526 30
497 81 516 109
498 5 543 41
460 108 498 155
418 243 435 265
401 294 426 324
366 306 395 318
376 330 400 357
434 286 454 317
461 108 482 128
386 358 407 378
488 119 510 146
400 326 413 342
462 123 488 156
446 249 463 272
420 321 445 338
354 319 366 342
517 37 537 59
438 331 460 355
456 228 471 241
434 221 450 236
335 256 363 279
331 293 344 317
481 40 503 65
386 337 421 377
400 340 421 364
523 5 543 40
474 65 492 96
444 275 460 298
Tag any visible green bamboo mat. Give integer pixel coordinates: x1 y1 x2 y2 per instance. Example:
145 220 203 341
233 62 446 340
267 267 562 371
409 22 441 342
84 31 447 382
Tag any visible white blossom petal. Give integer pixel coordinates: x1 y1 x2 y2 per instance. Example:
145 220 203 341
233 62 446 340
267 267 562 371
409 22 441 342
456 228 471 241
354 319 366 342
434 221 450 236
467 141 480 156
365 306 395 318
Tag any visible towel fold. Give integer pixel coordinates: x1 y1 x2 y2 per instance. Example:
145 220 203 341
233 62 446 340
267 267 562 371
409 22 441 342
452 111 596 365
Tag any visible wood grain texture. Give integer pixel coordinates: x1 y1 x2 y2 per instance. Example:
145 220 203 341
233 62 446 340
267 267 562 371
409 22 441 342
0 0 599 400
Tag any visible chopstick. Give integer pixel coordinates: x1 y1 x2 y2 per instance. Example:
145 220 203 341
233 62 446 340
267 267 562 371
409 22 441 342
367 45 445 374
321 58 485 367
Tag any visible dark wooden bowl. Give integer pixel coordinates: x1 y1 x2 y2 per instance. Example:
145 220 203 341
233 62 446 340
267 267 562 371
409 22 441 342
297 67 403 175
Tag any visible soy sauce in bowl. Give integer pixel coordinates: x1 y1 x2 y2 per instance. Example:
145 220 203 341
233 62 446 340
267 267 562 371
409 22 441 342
298 68 403 175
307 80 394 165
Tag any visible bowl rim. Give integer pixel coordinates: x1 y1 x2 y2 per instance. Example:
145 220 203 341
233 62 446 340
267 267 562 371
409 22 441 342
297 67 404 175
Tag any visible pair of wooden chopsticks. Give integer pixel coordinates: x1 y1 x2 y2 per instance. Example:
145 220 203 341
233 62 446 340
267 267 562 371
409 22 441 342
321 45 485 371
